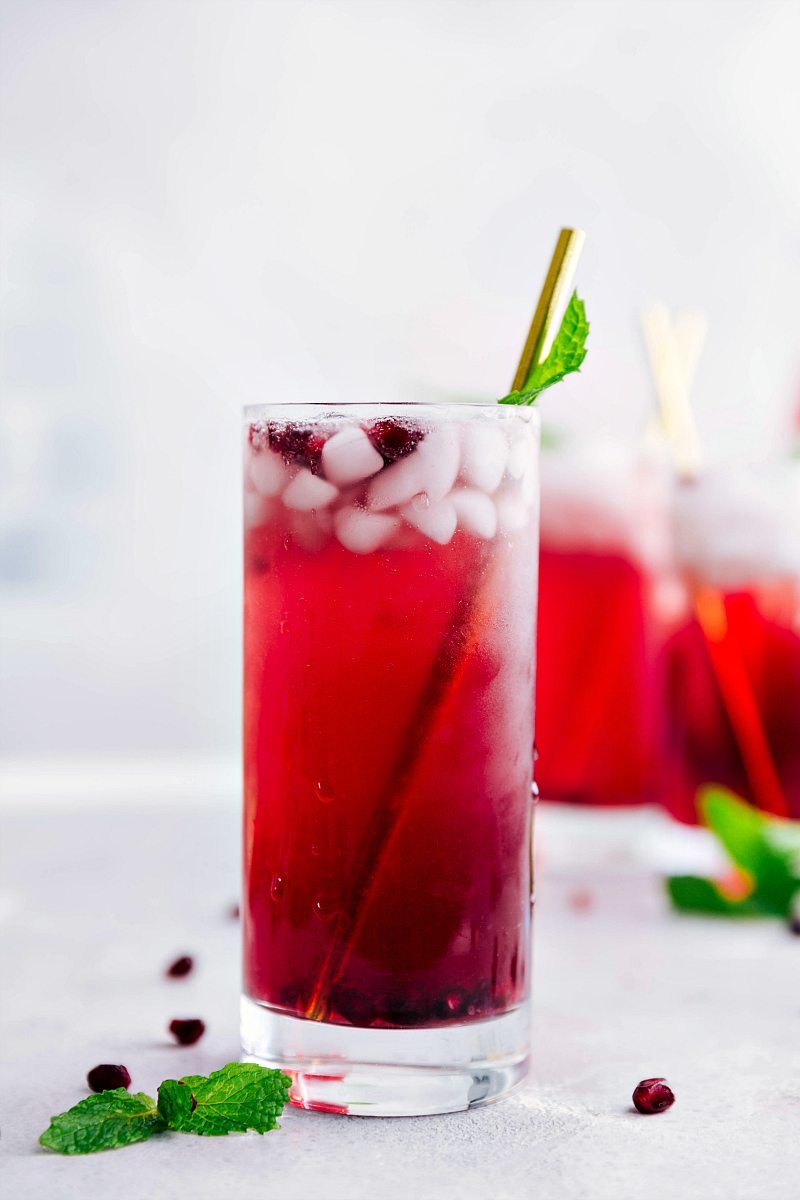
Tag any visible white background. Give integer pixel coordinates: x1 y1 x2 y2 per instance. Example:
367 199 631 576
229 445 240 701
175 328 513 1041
2 0 799 763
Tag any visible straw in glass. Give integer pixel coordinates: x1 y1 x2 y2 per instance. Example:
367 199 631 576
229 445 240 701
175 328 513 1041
641 305 789 817
303 229 585 1022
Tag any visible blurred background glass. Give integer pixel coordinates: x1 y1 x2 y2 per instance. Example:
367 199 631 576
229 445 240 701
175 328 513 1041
1 0 799 794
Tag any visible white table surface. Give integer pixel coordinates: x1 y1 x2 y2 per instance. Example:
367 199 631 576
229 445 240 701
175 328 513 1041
2 799 798 1200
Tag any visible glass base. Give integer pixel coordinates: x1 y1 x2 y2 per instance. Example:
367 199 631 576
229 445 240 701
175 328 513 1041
241 995 530 1117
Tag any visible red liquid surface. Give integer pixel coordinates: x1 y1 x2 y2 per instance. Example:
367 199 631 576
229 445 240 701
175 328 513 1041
664 583 800 822
535 546 666 805
244 506 537 1028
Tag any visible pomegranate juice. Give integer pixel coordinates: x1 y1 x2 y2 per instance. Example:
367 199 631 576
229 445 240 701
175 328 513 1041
534 442 672 806
242 405 539 1051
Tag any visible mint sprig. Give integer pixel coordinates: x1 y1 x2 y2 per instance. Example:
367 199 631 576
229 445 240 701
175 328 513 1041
157 1063 291 1135
39 1062 291 1155
38 1090 166 1155
667 787 800 918
500 292 589 405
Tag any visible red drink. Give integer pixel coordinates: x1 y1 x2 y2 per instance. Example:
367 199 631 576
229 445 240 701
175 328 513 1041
535 442 674 805
241 403 539 1115
664 470 800 822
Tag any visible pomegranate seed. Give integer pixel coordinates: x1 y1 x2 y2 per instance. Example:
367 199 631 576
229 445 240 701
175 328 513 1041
169 1018 206 1046
367 419 424 464
267 425 326 473
632 1077 675 1114
87 1064 131 1093
166 955 194 978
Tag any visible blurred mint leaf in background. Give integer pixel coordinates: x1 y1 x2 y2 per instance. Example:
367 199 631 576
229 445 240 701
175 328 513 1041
500 293 589 405
667 787 800 918
157 1063 291 1136
39 1090 165 1155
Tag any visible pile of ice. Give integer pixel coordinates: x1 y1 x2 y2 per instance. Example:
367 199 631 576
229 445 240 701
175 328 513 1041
244 413 538 553
673 463 800 588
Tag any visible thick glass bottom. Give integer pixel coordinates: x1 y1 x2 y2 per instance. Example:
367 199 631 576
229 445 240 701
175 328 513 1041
241 996 530 1117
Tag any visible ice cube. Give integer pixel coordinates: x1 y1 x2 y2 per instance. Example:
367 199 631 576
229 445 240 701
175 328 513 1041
244 492 276 529
334 506 399 553
495 492 530 533
249 448 287 497
282 468 339 511
417 426 460 501
461 423 508 492
367 425 460 510
451 487 497 539
521 461 538 508
506 437 530 480
401 495 458 545
367 453 428 511
321 425 384 486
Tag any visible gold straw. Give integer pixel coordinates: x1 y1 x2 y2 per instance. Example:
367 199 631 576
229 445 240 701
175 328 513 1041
641 305 789 818
641 303 704 479
511 227 586 392
304 228 587 1023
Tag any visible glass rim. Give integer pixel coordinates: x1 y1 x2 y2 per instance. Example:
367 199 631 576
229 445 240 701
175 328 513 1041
243 400 540 420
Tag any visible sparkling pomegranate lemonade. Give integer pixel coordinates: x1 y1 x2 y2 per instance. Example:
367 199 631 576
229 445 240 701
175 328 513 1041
536 440 674 806
664 467 800 822
241 228 589 1115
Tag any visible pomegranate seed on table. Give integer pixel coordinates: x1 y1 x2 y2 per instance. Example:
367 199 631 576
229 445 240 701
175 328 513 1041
168 1018 206 1046
165 955 194 978
87 1064 131 1093
632 1077 675 1114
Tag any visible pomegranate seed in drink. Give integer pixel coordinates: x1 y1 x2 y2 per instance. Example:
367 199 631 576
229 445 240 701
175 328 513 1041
367 419 424 464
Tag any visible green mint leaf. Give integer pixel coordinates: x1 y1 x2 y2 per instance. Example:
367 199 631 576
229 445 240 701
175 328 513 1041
500 292 589 405
700 787 799 915
666 874 774 917
157 1063 291 1136
39 1090 166 1155
667 787 800 918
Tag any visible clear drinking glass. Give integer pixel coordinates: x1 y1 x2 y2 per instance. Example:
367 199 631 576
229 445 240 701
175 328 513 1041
664 464 800 822
241 402 539 1116
535 438 676 806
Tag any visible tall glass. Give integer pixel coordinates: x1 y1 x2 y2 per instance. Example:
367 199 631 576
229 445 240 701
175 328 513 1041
535 439 675 806
241 402 539 1116
664 466 800 822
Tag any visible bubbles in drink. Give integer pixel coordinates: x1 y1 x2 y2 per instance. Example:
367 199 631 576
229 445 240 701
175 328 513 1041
314 895 339 922
314 778 335 804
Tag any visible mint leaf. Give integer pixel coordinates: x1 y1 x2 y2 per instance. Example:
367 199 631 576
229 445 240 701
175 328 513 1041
500 292 589 405
701 787 799 915
666 874 774 917
39 1090 166 1155
157 1063 291 1136
667 787 800 918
